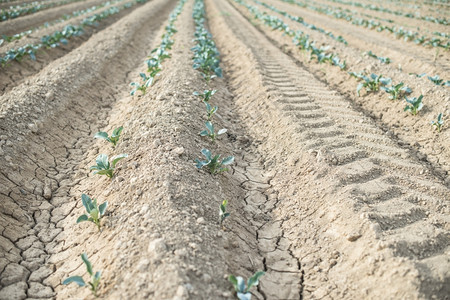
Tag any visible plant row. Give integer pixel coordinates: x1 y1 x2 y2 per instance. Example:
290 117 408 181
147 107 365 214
0 0 126 45
278 0 449 50
254 0 348 45
0 0 84 21
130 0 187 95
319 0 448 25
62 0 190 296
0 0 145 65
234 0 446 132
234 0 347 69
192 1 265 299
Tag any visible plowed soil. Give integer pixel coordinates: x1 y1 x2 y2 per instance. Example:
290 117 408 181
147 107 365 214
0 0 448 299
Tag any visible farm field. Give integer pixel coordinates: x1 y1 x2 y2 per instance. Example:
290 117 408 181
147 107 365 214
0 0 449 298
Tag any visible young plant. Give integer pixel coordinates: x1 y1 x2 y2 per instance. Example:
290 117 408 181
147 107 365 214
219 199 230 228
205 101 218 120
130 73 153 95
193 89 217 102
94 126 123 147
430 113 444 132
381 82 412 100
356 74 391 96
90 153 128 178
428 75 443 86
76 194 107 231
200 121 227 142
195 149 234 174
404 95 424 115
228 271 265 300
63 253 101 297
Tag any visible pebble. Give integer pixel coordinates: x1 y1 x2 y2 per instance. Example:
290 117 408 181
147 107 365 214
153 139 161 148
28 123 38 133
196 217 205 225
347 232 362 242
43 183 52 200
148 238 167 255
173 147 184 155
45 91 54 101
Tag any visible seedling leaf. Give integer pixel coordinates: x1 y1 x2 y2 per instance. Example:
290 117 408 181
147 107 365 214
77 214 88 223
63 276 86 287
81 253 93 276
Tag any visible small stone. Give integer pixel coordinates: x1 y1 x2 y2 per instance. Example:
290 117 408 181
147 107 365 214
28 123 38 133
347 232 362 242
148 238 167 255
45 91 54 101
176 285 188 297
173 147 184 156
196 217 205 225
202 273 212 283
117 176 125 182
43 183 52 200
140 204 150 215
153 139 161 148
137 259 150 272
174 248 188 258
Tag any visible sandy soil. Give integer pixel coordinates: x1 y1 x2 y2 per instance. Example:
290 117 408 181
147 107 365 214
0 0 448 299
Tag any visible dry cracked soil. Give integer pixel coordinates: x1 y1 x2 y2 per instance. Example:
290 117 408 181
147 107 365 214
0 0 449 299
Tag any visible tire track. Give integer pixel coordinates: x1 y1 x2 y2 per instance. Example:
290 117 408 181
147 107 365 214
208 0 449 297
0 0 177 298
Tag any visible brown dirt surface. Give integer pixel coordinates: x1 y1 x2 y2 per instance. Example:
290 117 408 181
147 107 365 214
0 0 449 299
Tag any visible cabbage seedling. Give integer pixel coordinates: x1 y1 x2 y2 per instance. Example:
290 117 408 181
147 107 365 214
431 113 444 132
195 149 234 174
228 271 265 300
428 75 443 86
94 126 123 147
404 95 424 115
63 253 101 297
130 73 153 95
200 121 227 142
357 74 391 96
193 89 216 102
205 102 218 120
219 199 230 228
77 194 107 231
381 82 412 100
90 153 128 178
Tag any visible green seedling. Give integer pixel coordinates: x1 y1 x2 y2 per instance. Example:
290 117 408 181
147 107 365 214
205 101 218 120
90 153 128 178
195 149 234 174
357 74 391 96
431 113 444 132
94 126 123 147
381 82 412 100
228 271 265 300
219 199 230 228
428 75 443 85
63 253 101 297
404 95 424 115
200 121 227 142
76 194 107 231
193 89 216 102
130 73 153 95
427 75 449 86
